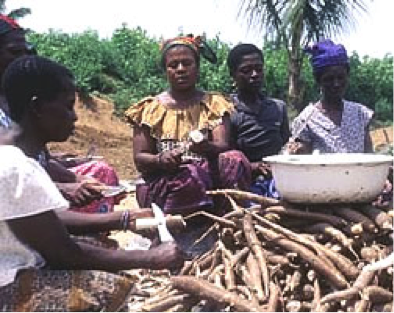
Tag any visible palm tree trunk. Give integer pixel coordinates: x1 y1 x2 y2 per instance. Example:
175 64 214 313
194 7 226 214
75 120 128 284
287 8 304 112
288 50 304 112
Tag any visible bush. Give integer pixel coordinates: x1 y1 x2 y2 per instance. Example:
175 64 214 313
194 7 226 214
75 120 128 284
27 27 393 124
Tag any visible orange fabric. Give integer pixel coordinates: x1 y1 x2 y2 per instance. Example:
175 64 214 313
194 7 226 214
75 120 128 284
125 92 234 141
160 35 202 56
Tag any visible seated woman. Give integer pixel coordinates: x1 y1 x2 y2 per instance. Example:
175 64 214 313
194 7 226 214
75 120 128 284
0 15 121 215
286 39 374 154
0 142 183 311
2 55 159 246
125 35 252 216
227 43 291 199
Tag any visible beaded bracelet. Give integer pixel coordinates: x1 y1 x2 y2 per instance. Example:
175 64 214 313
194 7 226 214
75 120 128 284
120 210 131 232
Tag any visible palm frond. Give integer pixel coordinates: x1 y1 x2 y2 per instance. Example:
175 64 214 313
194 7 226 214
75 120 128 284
239 0 290 43
238 0 370 46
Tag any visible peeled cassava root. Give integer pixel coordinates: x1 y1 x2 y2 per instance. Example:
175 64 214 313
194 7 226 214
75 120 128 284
131 189 393 312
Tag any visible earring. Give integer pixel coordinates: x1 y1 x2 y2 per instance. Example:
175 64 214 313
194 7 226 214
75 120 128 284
232 81 238 92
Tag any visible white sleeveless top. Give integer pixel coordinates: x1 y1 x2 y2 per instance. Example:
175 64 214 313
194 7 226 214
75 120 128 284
0 146 68 287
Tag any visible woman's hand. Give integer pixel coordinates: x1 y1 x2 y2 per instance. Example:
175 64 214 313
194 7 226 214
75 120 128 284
146 242 184 270
373 179 393 209
158 149 184 172
127 208 157 238
251 162 272 179
283 139 311 155
58 179 104 207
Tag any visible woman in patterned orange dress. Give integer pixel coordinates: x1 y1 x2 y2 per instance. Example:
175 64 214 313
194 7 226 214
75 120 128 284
126 35 252 216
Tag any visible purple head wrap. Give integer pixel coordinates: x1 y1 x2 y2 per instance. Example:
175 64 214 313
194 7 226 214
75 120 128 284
304 40 349 74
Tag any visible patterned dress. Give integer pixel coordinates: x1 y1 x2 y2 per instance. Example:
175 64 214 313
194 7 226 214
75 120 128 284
125 91 252 216
126 91 252 257
37 149 120 215
0 146 133 311
292 100 374 153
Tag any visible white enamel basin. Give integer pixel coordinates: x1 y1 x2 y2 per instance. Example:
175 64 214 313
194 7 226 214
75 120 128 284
263 153 393 204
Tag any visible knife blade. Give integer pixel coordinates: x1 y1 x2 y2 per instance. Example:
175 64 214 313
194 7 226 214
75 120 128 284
151 203 175 243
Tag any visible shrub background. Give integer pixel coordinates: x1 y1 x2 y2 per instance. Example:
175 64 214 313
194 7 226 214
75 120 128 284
28 26 393 126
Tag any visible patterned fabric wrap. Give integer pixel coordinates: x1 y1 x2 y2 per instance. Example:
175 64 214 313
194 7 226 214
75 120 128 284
160 35 217 64
0 268 133 312
0 15 21 36
136 150 252 215
304 39 349 74
250 176 280 201
292 100 374 153
161 35 201 57
68 161 119 213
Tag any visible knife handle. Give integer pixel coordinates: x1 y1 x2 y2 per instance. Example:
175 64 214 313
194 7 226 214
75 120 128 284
135 215 186 232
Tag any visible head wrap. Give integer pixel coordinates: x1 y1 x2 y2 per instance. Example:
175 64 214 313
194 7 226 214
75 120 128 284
0 15 36 55
304 39 349 75
160 34 217 66
0 15 22 36
227 43 263 76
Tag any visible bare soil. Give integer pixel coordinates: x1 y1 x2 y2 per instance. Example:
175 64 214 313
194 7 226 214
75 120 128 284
49 95 138 180
370 125 393 150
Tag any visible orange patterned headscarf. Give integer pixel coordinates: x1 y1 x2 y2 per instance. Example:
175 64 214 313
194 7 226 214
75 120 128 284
160 34 217 66
161 35 202 56
0 14 22 36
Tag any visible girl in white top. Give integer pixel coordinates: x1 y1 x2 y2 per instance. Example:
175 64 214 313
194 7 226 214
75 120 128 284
0 56 183 311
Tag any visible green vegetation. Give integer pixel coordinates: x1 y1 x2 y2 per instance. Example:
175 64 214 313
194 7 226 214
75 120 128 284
27 26 392 124
238 0 371 110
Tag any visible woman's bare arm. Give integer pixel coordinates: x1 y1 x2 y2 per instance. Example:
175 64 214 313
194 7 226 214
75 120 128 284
57 209 153 235
8 210 183 271
133 125 162 174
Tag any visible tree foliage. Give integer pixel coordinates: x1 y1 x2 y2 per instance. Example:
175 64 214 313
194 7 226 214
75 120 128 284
237 0 370 110
26 26 392 124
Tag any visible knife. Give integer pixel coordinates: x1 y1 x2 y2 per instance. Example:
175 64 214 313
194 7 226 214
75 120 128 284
151 203 175 243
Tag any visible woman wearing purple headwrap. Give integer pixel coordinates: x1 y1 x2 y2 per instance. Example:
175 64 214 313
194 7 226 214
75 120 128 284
286 39 374 154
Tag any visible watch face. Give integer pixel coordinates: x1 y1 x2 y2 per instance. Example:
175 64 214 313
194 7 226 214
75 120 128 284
189 129 204 143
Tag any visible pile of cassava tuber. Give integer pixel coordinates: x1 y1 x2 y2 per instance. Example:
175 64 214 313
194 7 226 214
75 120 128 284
128 189 393 312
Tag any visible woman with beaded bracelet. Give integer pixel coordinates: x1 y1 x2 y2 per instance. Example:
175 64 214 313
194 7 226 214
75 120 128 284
0 56 184 311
